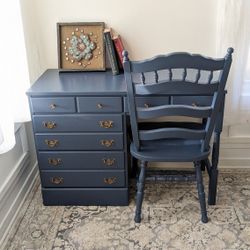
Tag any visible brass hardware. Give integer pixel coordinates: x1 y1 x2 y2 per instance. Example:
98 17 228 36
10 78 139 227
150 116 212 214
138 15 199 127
97 103 103 109
192 102 197 107
99 120 114 129
104 177 117 184
100 139 114 147
144 103 150 108
50 177 64 184
48 158 62 166
43 121 57 129
45 139 59 148
49 104 56 110
102 158 116 166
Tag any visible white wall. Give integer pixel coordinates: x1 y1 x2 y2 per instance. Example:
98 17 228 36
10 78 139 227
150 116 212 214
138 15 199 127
22 0 218 81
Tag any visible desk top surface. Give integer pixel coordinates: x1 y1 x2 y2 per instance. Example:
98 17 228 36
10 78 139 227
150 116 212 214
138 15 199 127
27 69 224 97
27 69 126 96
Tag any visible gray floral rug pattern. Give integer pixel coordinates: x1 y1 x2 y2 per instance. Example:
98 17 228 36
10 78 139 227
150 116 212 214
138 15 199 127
4 170 250 250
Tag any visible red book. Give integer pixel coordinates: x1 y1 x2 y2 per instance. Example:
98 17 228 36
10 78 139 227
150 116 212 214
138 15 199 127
113 35 125 69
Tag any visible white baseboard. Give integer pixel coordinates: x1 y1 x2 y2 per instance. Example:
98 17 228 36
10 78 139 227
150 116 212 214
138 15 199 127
219 136 250 168
0 152 39 249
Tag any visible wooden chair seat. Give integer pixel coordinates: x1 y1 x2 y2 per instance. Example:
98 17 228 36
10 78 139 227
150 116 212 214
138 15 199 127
130 139 210 162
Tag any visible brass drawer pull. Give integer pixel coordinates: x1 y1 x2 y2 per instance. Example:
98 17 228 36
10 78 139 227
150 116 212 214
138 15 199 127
97 103 103 109
99 120 114 129
43 121 57 129
48 158 62 166
50 177 64 184
100 139 114 148
45 139 59 148
144 103 150 108
49 104 57 110
102 158 116 166
104 177 117 185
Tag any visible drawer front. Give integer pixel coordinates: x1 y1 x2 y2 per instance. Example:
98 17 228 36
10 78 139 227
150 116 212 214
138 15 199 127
33 114 123 132
30 97 76 114
172 96 213 107
41 170 125 188
35 133 123 150
38 151 125 170
124 96 170 112
77 97 122 113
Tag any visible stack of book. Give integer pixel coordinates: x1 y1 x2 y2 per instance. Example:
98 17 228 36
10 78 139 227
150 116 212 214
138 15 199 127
104 28 125 75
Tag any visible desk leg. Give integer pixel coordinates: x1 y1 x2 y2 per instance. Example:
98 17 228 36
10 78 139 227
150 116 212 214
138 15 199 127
201 160 206 171
129 154 138 178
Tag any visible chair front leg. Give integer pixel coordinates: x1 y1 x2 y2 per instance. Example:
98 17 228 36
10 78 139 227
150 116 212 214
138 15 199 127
195 161 208 223
134 160 147 223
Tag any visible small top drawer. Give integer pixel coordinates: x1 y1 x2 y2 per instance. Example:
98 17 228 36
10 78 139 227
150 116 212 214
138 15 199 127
30 97 76 114
77 97 122 113
124 96 170 112
172 96 213 107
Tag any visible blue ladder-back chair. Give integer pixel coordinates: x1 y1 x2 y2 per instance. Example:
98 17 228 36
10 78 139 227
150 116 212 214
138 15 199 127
123 48 233 223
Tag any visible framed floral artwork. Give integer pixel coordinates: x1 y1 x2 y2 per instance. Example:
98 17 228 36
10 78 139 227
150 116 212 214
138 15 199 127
57 22 105 71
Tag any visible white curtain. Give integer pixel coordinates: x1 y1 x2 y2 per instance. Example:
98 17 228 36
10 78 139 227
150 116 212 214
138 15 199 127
0 0 30 154
217 0 250 127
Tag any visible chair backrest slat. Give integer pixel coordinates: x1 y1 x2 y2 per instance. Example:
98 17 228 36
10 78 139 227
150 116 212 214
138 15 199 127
130 53 225 73
139 128 206 141
137 105 212 119
135 81 219 95
123 48 233 151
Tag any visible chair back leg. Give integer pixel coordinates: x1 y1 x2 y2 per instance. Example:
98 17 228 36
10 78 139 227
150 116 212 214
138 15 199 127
208 132 220 205
134 160 147 223
195 161 208 223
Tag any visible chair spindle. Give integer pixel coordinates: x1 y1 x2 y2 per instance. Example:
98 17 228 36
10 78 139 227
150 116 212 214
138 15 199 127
208 70 213 83
154 70 159 83
182 68 187 81
195 69 201 83
169 68 173 81
140 72 146 84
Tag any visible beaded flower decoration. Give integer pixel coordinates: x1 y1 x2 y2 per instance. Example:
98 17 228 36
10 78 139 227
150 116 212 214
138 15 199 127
68 34 96 61
62 27 102 68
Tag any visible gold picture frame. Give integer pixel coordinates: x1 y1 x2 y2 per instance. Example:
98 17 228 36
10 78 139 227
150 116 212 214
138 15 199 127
57 22 105 71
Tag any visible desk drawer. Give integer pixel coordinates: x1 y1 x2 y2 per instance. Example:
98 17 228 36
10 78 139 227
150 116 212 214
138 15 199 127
30 97 76 114
124 96 170 112
172 96 213 107
33 114 123 132
35 133 123 150
38 151 125 170
77 97 122 113
41 170 125 188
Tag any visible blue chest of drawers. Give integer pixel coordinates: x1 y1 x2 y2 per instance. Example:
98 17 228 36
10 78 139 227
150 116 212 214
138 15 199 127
27 69 129 205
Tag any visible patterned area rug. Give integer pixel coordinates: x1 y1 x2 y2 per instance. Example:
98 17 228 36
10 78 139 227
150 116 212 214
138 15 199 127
4 170 250 250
